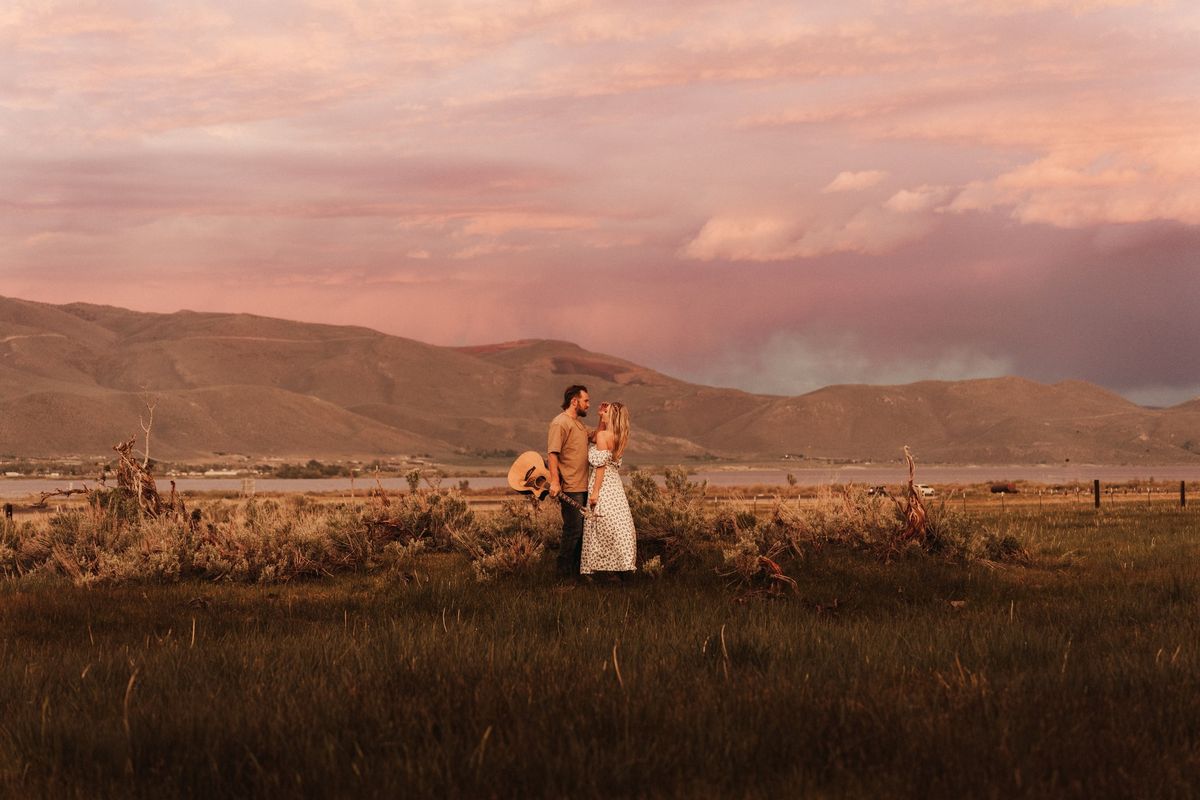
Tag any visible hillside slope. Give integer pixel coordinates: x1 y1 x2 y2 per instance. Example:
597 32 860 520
1 295 1197 463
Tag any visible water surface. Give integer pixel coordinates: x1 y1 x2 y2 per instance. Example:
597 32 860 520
4 464 1199 499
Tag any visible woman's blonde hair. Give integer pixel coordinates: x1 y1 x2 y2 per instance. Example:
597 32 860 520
607 402 630 458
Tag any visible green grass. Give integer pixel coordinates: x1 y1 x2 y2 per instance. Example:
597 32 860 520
2 505 1199 798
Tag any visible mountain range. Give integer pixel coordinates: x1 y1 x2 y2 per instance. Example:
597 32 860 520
2 295 1198 464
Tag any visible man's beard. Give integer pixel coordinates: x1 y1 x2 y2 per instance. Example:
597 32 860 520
577 409 587 417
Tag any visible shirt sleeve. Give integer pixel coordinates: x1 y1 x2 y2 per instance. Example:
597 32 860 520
547 418 565 455
588 448 610 467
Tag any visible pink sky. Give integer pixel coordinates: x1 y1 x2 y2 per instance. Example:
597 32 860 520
3 0 1199 405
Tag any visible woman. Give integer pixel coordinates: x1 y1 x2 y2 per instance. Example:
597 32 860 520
580 402 637 578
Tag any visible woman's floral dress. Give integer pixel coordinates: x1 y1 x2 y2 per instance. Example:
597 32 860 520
580 445 637 573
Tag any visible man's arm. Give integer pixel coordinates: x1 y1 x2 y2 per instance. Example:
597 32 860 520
547 451 562 496
547 418 565 497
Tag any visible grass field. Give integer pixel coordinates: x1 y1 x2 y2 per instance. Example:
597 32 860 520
2 502 1199 798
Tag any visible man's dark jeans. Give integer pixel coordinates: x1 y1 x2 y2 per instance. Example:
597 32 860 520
556 491 587 578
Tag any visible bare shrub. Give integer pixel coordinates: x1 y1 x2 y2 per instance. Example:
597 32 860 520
364 488 474 550
488 498 561 546
4 488 467 585
921 505 1031 566
716 507 798 598
1 519 46 578
379 538 426 579
465 533 544 583
451 498 552 582
3 497 393 585
191 499 359 582
719 535 798 598
627 467 712 569
0 526 18 577
5 508 189 586
767 486 899 555
758 484 1029 566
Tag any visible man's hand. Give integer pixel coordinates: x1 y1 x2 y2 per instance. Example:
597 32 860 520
549 481 561 497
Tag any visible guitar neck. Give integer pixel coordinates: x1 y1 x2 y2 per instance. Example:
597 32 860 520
553 491 591 517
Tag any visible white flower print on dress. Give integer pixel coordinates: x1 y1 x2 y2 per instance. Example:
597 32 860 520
580 444 637 574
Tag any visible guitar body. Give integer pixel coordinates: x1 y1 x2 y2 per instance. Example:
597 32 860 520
507 450 590 516
507 451 553 499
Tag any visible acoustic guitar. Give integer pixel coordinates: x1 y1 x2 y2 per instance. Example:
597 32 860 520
507 451 591 517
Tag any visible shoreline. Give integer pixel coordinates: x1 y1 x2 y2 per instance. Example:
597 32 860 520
5 464 1200 504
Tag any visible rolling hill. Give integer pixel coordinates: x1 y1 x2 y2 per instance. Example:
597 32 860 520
1 295 1198 464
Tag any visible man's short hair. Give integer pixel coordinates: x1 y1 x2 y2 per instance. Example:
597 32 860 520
562 384 588 410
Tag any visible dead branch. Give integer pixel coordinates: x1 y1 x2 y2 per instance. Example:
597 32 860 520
167 479 187 518
719 539 799 601
114 437 165 518
32 486 91 508
757 554 799 595
896 446 928 543
138 391 158 468
370 467 390 507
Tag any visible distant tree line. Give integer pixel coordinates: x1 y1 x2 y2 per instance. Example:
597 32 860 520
467 448 519 459
269 460 354 479
0 459 107 477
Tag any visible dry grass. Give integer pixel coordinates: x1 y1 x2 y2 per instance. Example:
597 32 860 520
1 503 1198 799
1 468 1028 589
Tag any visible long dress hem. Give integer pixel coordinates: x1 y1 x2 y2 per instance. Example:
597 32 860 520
580 446 637 574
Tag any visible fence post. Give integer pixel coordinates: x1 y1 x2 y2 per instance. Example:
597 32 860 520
3 503 11 521
1093 479 1101 509
1183 481 1188 508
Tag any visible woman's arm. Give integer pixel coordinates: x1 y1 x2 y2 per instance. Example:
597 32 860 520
589 464 605 507
589 431 614 506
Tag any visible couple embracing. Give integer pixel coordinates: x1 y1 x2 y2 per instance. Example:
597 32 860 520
547 384 636 582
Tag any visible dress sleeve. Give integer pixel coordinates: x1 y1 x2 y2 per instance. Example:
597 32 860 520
547 418 565 455
588 448 611 467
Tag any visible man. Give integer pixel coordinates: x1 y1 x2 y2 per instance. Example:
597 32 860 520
547 384 591 580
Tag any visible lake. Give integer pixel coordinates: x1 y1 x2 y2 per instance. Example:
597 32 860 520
3 464 1199 500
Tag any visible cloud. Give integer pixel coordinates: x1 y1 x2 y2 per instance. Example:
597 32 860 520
684 332 1015 397
450 242 540 260
948 151 1200 227
678 210 923 261
0 150 576 227
3 0 1200 406
681 189 945 261
459 212 595 236
680 217 794 261
669 215 1200 404
823 170 888 193
884 185 951 213
1122 383 1200 408
903 0 1162 15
